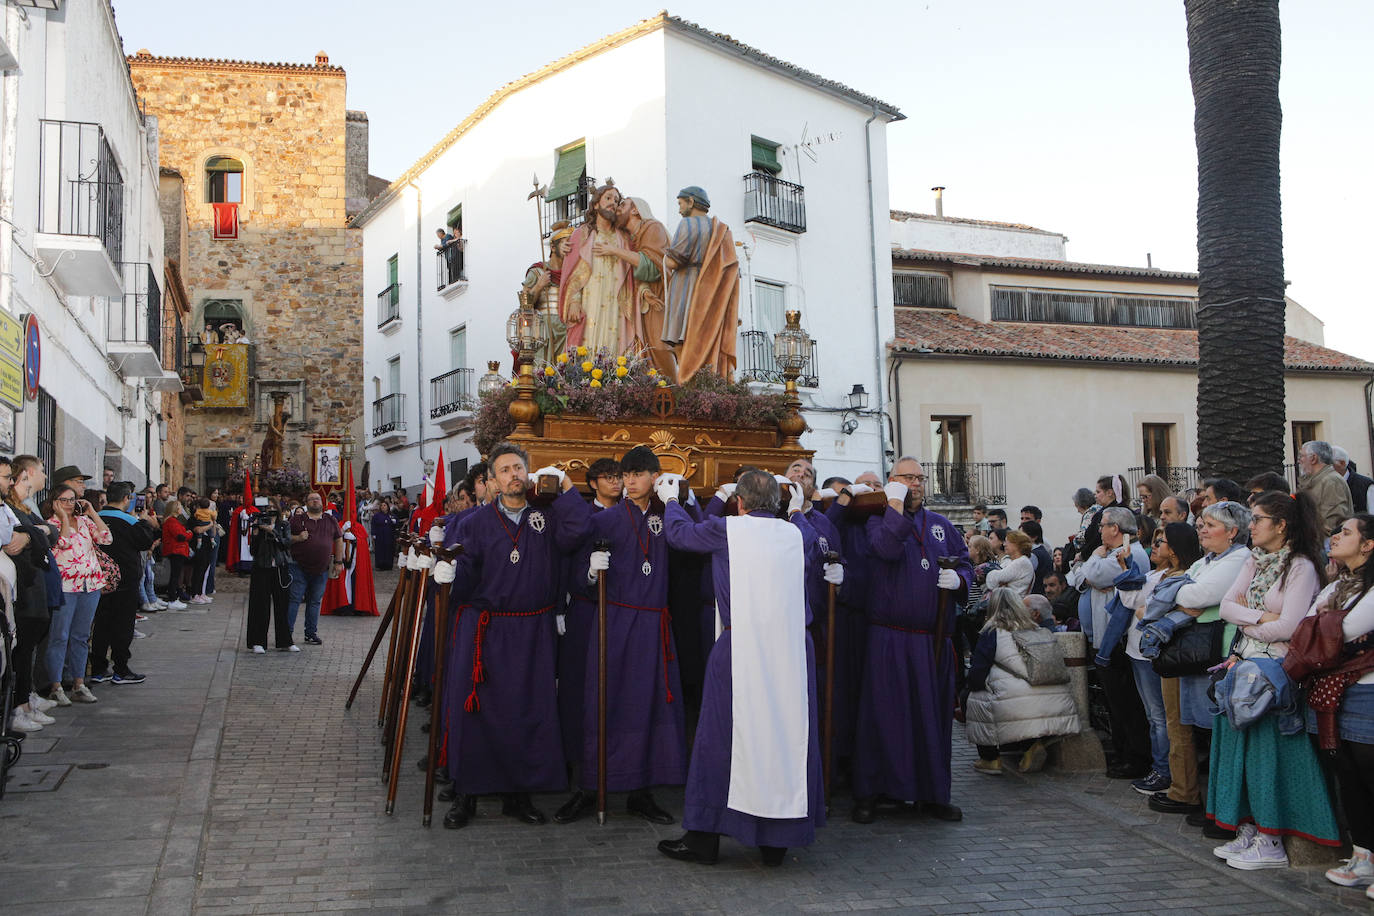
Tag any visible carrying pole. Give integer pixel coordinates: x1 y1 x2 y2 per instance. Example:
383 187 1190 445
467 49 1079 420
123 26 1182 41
386 542 433 815
821 549 841 800
422 544 461 827
594 537 611 826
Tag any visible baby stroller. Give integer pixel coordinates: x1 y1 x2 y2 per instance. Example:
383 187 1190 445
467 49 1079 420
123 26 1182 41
0 605 22 800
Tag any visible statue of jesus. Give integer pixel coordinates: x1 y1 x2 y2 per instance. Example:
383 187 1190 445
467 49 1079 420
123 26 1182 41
559 181 633 356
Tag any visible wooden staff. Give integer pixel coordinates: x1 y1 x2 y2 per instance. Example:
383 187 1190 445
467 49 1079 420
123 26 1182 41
378 536 419 730
821 549 841 801
345 561 408 710
386 540 434 815
422 544 461 827
935 556 962 680
383 540 429 778
594 537 611 826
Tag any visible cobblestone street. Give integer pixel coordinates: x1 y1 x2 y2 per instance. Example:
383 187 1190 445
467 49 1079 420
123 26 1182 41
2 571 1367 915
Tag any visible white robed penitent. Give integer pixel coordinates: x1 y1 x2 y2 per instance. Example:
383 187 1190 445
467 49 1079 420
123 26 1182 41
725 515 809 819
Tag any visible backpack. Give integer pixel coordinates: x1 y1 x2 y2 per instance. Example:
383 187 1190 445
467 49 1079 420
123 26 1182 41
1009 627 1070 686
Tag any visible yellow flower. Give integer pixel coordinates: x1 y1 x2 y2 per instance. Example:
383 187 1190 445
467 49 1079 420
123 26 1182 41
581 360 593 372
577 345 588 357
616 356 628 367
556 352 568 364
591 368 604 380
657 379 668 388
647 368 658 377
615 366 628 378
590 379 602 388
543 366 556 377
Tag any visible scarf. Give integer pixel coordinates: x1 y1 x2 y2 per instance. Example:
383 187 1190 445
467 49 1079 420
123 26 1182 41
1238 545 1291 659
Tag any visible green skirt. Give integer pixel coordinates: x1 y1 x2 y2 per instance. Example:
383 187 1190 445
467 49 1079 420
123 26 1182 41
1206 712 1339 844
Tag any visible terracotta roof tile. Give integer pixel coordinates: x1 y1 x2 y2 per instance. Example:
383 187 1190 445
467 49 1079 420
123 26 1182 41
891 308 1374 373
893 248 1198 282
127 50 344 75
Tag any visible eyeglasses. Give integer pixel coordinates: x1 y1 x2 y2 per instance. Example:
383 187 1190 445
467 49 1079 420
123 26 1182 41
891 474 927 483
1251 514 1275 523
56 496 76 503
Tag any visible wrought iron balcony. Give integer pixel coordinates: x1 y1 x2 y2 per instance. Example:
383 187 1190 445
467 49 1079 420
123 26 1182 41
1127 464 1301 500
377 283 400 328
108 263 164 378
743 171 806 234
36 119 125 295
737 329 818 388
372 393 407 439
430 368 475 420
921 461 1007 508
435 239 467 289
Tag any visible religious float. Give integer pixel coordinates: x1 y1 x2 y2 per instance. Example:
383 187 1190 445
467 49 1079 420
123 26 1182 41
473 180 814 488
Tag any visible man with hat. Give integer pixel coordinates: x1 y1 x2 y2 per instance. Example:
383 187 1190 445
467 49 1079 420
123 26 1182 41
521 220 573 363
664 186 739 384
54 464 92 498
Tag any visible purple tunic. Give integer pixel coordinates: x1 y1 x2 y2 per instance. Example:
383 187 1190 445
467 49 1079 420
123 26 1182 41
578 499 687 790
664 503 826 848
852 504 972 805
441 489 590 794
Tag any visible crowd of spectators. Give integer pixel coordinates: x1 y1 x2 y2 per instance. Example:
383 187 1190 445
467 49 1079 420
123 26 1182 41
957 440 1374 891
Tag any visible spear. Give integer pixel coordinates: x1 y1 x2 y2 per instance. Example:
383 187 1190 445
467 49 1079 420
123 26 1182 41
528 173 547 264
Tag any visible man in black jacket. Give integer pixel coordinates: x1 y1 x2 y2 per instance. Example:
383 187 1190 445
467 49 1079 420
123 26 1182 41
89 482 160 684
1335 448 1373 514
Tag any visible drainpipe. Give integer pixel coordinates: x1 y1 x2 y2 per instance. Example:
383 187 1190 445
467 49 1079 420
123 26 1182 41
0 7 19 321
407 179 425 473
1365 376 1374 473
863 105 889 476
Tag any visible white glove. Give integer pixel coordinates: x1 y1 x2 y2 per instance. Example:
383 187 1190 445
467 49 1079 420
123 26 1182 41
787 481 806 515
814 487 838 501
714 483 737 503
883 482 909 503
556 614 567 636
774 473 791 485
586 549 610 584
685 486 697 507
655 474 682 504
823 562 844 585
533 466 566 485
938 568 961 590
404 548 418 570
413 552 434 570
849 484 874 496
429 525 444 545
432 560 456 584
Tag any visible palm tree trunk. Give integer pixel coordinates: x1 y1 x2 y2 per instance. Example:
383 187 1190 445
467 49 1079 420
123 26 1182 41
1187 0 1286 482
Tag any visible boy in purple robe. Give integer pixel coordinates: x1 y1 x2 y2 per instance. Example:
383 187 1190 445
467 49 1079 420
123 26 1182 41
434 442 590 829
658 469 841 867
555 446 687 824
848 457 973 824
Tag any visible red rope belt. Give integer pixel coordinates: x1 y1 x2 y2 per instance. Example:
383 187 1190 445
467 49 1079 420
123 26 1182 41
609 600 675 704
873 622 944 637
461 603 555 713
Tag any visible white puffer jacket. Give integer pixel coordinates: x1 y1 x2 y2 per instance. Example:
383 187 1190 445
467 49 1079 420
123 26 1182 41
965 630 1081 747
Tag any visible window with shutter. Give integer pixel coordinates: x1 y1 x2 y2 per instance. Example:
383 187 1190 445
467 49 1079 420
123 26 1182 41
751 136 782 175
547 144 586 201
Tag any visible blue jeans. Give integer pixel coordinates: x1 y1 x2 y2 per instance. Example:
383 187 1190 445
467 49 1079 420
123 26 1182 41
287 561 326 639
139 555 156 605
1130 657 1171 778
45 589 102 684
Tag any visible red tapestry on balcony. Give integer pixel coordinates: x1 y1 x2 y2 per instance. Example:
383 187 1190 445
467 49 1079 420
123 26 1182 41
212 203 238 240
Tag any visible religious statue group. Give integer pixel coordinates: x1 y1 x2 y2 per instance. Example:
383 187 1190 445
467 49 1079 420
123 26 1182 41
520 183 739 385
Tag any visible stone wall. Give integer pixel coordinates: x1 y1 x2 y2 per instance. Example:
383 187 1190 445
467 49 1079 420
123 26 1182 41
129 53 364 491
345 109 370 217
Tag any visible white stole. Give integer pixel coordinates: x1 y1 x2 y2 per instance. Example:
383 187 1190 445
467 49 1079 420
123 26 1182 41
725 515 808 819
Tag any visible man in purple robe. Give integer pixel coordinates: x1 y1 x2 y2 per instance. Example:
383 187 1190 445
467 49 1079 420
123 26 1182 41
434 442 590 829
658 469 840 866
555 446 686 824
849 456 972 824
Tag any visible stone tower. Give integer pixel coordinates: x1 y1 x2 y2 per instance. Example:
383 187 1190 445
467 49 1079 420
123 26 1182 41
129 50 365 492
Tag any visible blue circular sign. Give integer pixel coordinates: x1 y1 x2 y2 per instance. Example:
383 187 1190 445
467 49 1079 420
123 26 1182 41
24 313 40 400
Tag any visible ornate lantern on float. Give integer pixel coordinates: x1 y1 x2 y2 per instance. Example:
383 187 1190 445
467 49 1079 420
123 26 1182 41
477 360 506 398
504 308 548 435
772 310 812 448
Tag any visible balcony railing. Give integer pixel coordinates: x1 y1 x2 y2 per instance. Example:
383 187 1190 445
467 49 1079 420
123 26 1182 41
377 283 400 327
430 368 475 419
922 461 1007 507
736 329 818 387
435 239 467 289
38 119 124 263
540 175 595 238
110 262 162 360
372 393 406 438
1126 464 1301 498
167 309 185 375
743 171 806 234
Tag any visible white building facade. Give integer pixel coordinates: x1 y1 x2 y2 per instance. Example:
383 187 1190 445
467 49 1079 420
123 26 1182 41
0 0 172 485
356 14 902 493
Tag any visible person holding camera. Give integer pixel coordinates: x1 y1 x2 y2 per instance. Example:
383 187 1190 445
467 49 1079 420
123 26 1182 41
89 482 160 685
44 483 112 705
246 501 296 653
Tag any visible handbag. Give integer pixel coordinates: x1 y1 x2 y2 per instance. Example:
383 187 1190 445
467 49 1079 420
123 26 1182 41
97 548 122 594
1152 620 1227 677
1010 628 1070 686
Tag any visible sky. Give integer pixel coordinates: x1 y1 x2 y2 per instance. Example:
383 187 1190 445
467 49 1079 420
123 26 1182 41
112 0 1374 358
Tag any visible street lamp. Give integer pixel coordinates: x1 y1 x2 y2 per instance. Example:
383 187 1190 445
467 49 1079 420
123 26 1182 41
841 383 869 436
772 310 811 448
504 308 548 436
477 360 507 398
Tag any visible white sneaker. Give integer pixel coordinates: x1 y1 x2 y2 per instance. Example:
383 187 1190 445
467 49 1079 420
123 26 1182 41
26 704 56 725
153 600 169 610
251 645 266 654
8 709 42 732
1326 846 1374 886
48 685 71 707
1213 823 1258 859
167 600 188 610
141 602 158 612
132 629 148 639
30 692 57 712
286 645 300 653
70 684 98 703
1227 834 1288 870
192 595 212 604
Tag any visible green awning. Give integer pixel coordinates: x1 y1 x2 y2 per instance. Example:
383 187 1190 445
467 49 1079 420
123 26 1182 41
446 203 463 230
206 156 243 173
547 144 586 200
751 136 781 174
